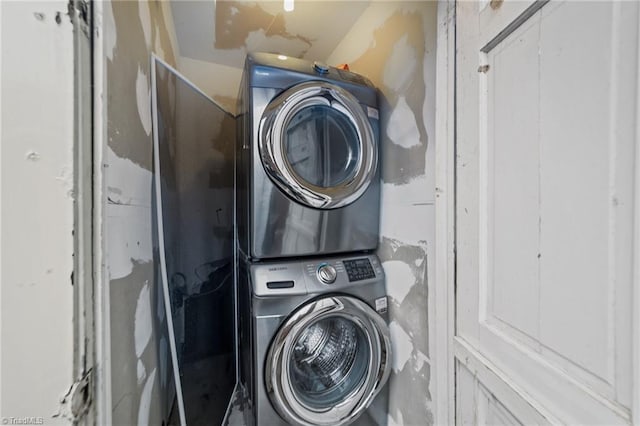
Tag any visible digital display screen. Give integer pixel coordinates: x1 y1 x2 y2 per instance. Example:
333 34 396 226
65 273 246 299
343 258 375 282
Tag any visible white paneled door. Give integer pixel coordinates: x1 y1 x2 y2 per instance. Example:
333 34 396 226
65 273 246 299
455 1 639 424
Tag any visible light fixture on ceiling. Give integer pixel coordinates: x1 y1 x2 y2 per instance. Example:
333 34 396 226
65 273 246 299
284 0 294 12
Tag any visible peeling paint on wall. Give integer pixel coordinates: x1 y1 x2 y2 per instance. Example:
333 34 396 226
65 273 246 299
328 4 437 422
383 260 415 304
106 0 176 170
104 2 117 60
378 235 432 425
389 321 413 373
110 261 172 425
105 147 153 206
135 66 152 137
348 10 429 185
137 359 147 385
171 1 370 107
134 281 152 358
138 0 152 49
137 368 157 426
103 0 179 424
378 237 430 358
387 96 422 149
105 201 153 281
383 34 419 92
215 2 312 52
379 180 433 244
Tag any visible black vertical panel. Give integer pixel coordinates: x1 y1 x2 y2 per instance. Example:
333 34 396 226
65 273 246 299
154 60 236 425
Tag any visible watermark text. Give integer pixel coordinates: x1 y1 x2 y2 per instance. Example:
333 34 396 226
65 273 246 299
1 417 45 425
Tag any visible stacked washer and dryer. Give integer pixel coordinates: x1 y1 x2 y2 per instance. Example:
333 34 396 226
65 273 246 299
236 53 391 426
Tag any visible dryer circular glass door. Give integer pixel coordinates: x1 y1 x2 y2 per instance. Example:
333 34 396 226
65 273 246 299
259 81 377 209
265 296 391 426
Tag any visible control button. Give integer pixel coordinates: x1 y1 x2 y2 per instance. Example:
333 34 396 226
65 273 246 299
317 264 337 284
313 61 330 74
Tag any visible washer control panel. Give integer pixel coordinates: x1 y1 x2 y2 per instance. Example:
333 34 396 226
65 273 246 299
252 254 385 296
316 264 337 284
303 255 380 286
343 258 376 282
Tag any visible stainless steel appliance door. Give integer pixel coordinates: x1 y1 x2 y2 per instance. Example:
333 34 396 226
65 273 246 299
259 82 377 209
265 296 391 426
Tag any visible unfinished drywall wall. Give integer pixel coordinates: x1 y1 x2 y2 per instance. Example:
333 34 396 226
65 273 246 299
1 1 75 423
218 2 437 424
327 2 437 424
171 0 370 115
178 57 241 114
174 2 437 424
99 1 179 424
99 2 437 424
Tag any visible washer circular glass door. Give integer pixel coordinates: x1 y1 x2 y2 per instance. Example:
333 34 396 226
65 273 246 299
265 296 391 426
259 81 377 209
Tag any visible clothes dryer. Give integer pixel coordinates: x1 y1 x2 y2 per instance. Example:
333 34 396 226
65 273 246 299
237 53 381 260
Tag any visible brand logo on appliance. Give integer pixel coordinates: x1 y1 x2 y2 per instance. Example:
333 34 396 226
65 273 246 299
268 266 288 271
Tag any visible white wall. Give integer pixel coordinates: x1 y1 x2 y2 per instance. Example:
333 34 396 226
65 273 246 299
1 1 75 423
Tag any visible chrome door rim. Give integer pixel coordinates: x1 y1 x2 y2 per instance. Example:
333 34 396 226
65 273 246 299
259 81 377 209
265 296 391 426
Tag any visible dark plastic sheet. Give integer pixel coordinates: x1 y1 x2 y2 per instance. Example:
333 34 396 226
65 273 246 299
152 57 236 425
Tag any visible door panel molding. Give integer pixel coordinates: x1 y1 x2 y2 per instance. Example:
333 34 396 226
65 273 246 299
632 2 640 421
433 1 456 425
458 325 631 423
456 1 639 424
475 1 636 405
455 334 632 424
480 0 549 53
454 337 557 425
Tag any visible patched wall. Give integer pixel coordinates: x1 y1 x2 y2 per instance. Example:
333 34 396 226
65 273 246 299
171 0 370 114
101 1 179 424
327 3 437 424
219 2 438 424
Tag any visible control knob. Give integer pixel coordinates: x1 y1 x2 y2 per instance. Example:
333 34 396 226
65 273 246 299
317 264 337 284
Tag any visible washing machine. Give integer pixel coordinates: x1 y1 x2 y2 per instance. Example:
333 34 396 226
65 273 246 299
237 253 391 426
237 52 381 260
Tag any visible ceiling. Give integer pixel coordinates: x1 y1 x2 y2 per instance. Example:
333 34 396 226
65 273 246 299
170 0 371 68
